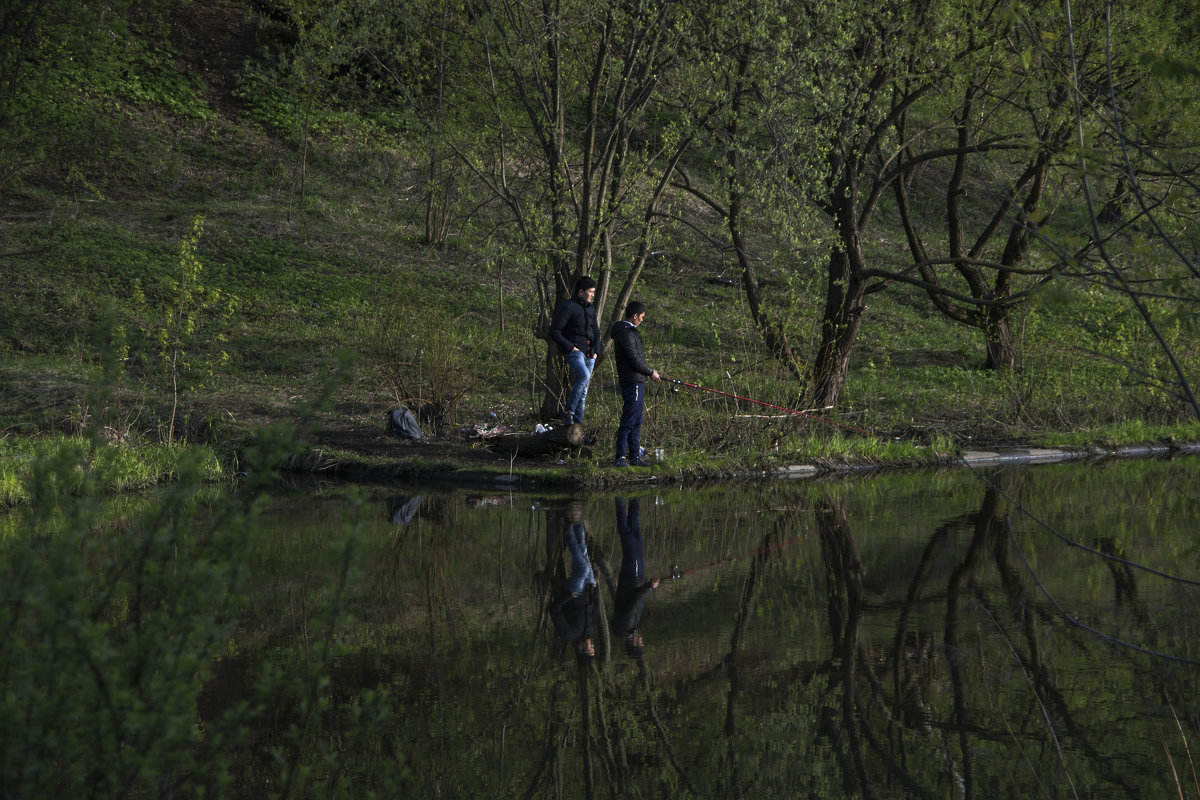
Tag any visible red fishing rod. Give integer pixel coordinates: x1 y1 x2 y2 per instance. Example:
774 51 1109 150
665 377 872 436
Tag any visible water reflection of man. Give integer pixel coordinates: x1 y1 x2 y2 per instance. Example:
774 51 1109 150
549 504 599 662
611 496 659 657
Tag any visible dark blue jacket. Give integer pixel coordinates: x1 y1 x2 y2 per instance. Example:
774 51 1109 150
549 297 600 357
611 320 653 386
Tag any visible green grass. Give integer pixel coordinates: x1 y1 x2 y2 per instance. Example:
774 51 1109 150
1031 420 1200 449
0 435 226 508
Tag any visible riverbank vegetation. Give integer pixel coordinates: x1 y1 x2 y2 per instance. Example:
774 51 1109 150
2 0 1200 488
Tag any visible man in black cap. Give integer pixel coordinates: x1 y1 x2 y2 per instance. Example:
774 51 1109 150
549 276 601 427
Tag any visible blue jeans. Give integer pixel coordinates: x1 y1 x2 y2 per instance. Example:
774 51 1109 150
563 350 596 425
614 382 644 460
564 521 594 595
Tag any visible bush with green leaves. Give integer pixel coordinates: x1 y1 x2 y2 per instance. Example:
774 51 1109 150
0 430 409 798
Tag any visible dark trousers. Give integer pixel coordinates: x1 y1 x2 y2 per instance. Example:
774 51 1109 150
616 497 644 584
615 382 644 460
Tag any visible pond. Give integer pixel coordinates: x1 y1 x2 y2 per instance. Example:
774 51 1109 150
6 454 1200 798
217 454 1200 799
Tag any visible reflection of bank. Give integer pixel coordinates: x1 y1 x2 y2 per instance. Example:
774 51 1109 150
611 497 658 658
548 503 599 662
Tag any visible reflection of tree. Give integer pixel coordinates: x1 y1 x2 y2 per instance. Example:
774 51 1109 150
890 513 964 737
817 493 948 799
943 481 1008 799
815 475 1113 799
532 503 602 799
810 469 1179 800
280 475 1200 798
522 673 573 799
712 519 785 799
816 494 872 797
1095 537 1139 609
983 499 1146 797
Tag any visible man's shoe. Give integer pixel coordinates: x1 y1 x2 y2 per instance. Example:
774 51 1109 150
613 458 629 468
629 458 652 467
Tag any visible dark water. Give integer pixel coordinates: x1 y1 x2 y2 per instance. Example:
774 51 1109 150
234 456 1200 798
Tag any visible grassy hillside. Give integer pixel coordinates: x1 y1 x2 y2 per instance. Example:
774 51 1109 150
2 0 1198 484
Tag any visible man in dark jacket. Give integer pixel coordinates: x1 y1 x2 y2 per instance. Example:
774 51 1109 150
549 276 601 426
610 300 661 467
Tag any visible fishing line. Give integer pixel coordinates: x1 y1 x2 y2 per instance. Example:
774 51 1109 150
665 378 874 436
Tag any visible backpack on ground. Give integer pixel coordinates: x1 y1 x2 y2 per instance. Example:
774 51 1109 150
388 407 424 440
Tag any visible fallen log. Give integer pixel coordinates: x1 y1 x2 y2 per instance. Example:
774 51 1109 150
484 423 587 456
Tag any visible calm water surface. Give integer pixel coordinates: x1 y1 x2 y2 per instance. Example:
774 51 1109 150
232 456 1200 798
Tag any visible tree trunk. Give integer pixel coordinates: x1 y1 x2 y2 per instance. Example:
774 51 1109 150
539 343 568 422
728 47 806 383
983 308 1015 370
810 246 867 409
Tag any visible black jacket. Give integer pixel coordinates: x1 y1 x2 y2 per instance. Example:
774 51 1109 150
549 297 600 357
549 585 597 644
611 320 653 386
611 581 655 639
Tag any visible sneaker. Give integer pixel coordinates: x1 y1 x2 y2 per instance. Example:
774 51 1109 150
629 457 652 467
613 458 629 468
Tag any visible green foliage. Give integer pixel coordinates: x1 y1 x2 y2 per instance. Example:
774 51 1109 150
1032 420 1200 449
0 448 239 796
0 424 411 797
234 66 313 138
0 1 198 178
113 41 215 121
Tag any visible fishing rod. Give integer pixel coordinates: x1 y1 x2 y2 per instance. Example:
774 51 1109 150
665 378 872 436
